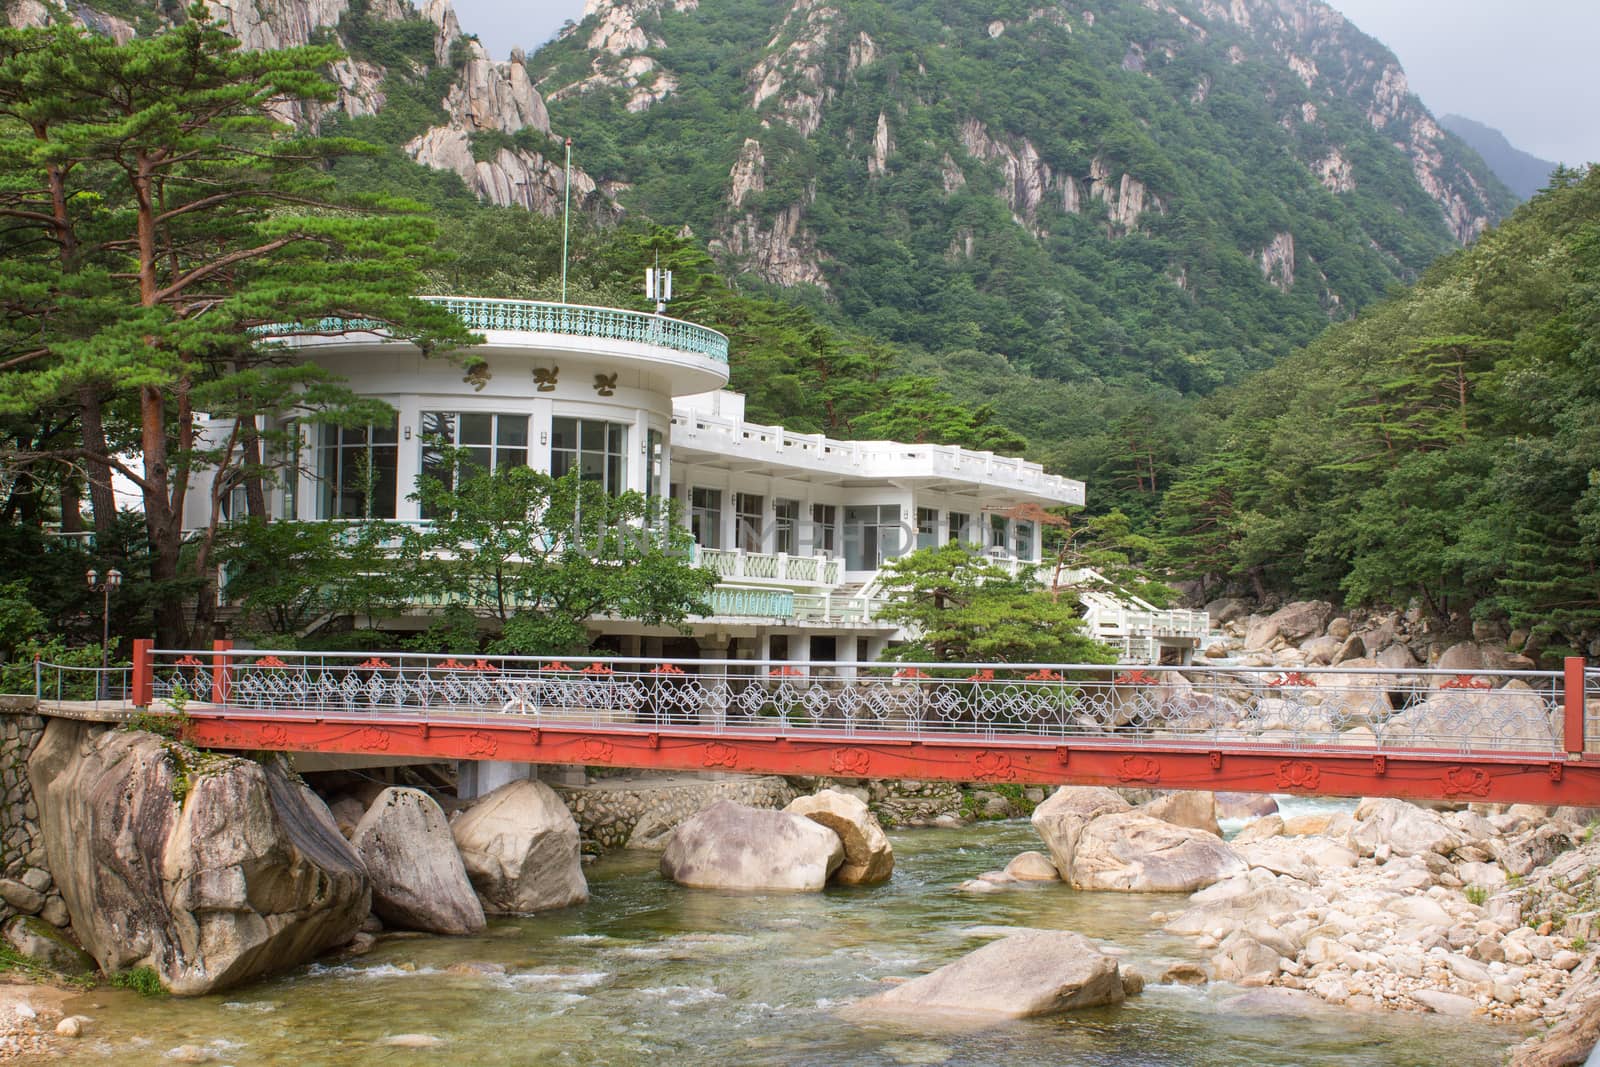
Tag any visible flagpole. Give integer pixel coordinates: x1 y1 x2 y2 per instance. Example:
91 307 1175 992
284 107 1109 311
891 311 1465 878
561 136 572 304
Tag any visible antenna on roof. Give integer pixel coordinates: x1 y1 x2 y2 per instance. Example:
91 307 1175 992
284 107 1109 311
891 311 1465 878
645 253 673 316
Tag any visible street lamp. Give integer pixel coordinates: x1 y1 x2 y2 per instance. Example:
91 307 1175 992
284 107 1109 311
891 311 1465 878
86 567 122 675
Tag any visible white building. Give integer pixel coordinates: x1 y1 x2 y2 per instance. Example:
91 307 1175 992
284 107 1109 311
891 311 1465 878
190 296 1201 663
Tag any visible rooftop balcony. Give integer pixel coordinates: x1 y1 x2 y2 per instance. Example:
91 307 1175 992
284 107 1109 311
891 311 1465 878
670 410 1084 505
256 296 732 396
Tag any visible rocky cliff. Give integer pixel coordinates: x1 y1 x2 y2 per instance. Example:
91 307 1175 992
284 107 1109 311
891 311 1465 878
4 0 612 220
527 0 1513 386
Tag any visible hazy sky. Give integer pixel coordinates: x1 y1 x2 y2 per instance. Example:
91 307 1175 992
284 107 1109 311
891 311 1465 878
477 0 1596 165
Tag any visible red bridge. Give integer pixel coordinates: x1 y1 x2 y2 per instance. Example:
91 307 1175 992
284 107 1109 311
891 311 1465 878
36 643 1600 805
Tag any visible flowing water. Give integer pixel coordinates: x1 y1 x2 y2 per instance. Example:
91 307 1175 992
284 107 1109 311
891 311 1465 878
51 813 1524 1066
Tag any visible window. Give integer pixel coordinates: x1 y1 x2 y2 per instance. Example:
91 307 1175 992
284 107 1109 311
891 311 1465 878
317 422 397 519
774 499 800 555
844 504 902 570
419 412 529 517
989 513 1009 553
916 507 939 550
948 511 971 545
735 493 765 553
691 487 722 548
551 417 628 495
811 504 838 554
645 429 664 499
1014 521 1035 561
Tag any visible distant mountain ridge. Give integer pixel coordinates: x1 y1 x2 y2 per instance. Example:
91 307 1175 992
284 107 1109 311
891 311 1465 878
1440 114 1560 201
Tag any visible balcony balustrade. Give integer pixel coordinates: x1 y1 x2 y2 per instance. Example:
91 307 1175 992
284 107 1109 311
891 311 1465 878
693 547 842 587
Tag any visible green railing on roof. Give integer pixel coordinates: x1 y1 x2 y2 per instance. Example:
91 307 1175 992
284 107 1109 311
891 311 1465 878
254 297 729 364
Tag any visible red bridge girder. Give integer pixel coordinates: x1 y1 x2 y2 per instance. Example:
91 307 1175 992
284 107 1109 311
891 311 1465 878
183 710 1600 806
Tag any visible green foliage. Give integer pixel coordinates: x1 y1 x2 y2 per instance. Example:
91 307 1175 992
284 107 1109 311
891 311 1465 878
217 520 409 637
110 966 167 997
1157 165 1600 648
1464 885 1488 906
875 543 1116 664
406 464 718 655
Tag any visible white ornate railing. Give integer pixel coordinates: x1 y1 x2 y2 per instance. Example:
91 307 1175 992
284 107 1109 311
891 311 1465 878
255 297 730 364
97 651 1580 756
694 547 842 587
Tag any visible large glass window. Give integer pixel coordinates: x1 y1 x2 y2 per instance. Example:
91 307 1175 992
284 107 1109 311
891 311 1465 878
948 511 972 545
420 412 529 517
645 429 664 499
1014 521 1035 561
811 504 838 555
916 507 939 550
774 499 800 555
844 504 902 570
735 493 765 553
317 422 397 519
691 487 722 549
989 513 1009 553
551 417 628 495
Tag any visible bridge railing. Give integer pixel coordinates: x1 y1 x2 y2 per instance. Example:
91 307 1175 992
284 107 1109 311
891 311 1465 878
54 643 1590 759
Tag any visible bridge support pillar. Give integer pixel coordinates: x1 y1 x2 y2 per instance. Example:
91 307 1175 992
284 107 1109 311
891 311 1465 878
457 760 531 800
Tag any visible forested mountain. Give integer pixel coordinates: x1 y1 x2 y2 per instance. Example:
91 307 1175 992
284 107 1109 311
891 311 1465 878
1440 114 1561 202
1155 166 1600 655
535 0 1513 391
8 0 1580 652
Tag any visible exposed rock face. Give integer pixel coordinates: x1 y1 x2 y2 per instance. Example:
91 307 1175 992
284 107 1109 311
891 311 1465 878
1030 787 1131 878
351 788 484 936
3 916 94 975
784 789 893 885
1070 813 1247 892
1246 600 1335 649
1258 231 1295 291
958 119 1089 232
1139 791 1221 836
844 931 1125 1021
29 720 369 995
451 780 588 914
660 800 843 891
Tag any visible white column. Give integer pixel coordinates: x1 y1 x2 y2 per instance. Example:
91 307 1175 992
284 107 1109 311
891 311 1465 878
394 401 421 521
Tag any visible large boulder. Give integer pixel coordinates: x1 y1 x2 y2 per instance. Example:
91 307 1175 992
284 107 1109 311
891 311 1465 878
1069 812 1247 892
1215 793 1278 820
28 720 369 996
352 788 485 935
661 800 843 891
844 931 1125 1021
784 789 893 886
1381 680 1555 751
1347 798 1463 858
451 779 588 913
1204 598 1253 626
1030 787 1130 878
1137 791 1220 836
1246 601 1334 650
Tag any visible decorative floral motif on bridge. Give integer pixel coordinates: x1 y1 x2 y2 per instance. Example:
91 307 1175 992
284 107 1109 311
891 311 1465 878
1116 755 1161 783
1441 675 1493 690
579 739 614 762
355 727 390 752
1275 759 1321 791
703 743 738 769
356 657 391 670
1267 672 1316 688
463 731 499 758
973 751 1017 781
892 668 928 680
581 663 615 676
1441 766 1492 797
175 655 205 668
255 656 288 669
257 724 290 748
1113 670 1159 686
650 664 686 675
831 748 872 775
542 662 574 673
769 666 805 678
967 669 995 682
1024 669 1063 682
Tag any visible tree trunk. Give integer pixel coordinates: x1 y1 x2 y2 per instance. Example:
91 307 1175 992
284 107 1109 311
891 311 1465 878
59 478 83 534
239 417 268 519
78 386 120 544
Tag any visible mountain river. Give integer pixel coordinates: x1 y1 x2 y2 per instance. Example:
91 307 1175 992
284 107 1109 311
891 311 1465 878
46 802 1524 1066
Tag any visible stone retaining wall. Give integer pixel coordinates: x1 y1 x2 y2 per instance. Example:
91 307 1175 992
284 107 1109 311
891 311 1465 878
0 698 70 931
556 774 799 851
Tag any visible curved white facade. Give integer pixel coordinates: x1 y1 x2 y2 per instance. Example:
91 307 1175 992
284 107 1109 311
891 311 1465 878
194 298 1098 662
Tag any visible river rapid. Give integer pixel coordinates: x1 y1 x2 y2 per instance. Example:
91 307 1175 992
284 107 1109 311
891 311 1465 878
48 812 1524 1066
